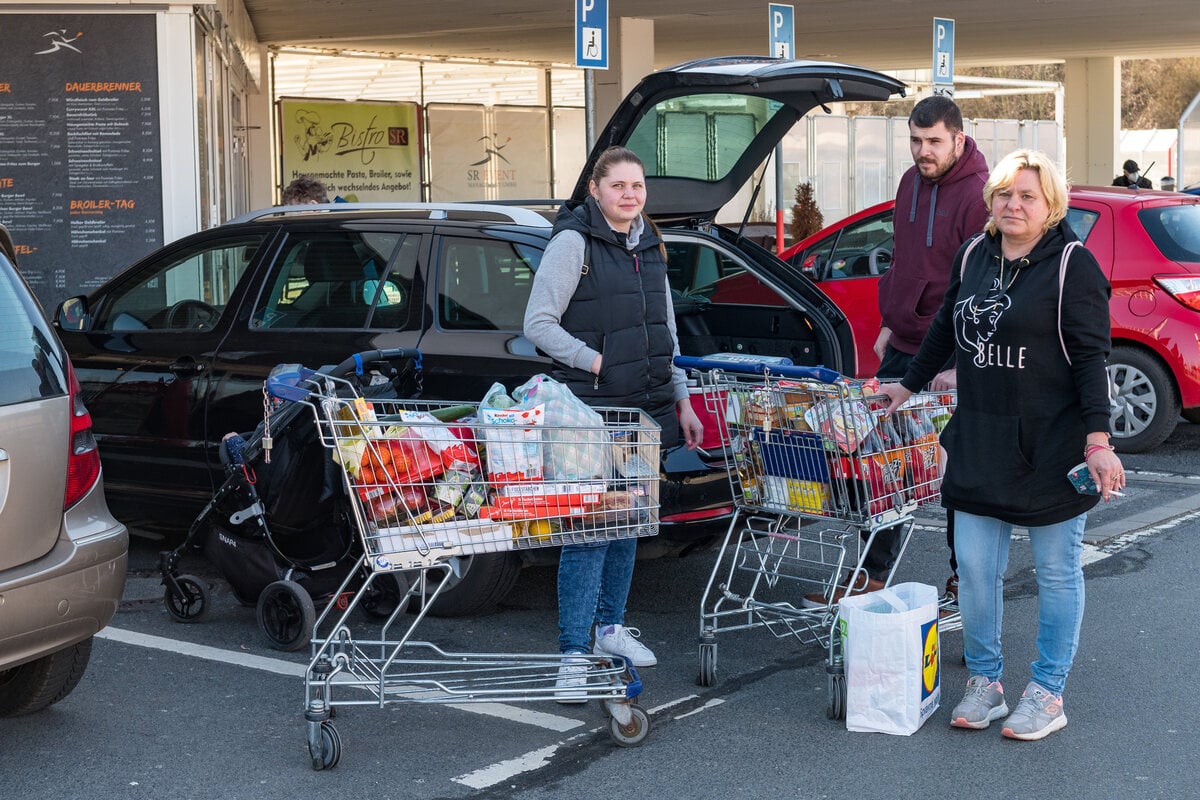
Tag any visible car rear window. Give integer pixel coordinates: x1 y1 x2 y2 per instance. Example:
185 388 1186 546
0 257 67 405
1138 204 1200 263
625 92 783 183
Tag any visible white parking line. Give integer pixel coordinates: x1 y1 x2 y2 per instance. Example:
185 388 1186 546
454 693 728 790
454 742 567 790
674 698 725 719
444 703 584 732
97 627 306 677
96 627 585 732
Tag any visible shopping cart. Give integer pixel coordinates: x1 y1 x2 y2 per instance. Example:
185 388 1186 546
675 356 958 720
270 354 662 769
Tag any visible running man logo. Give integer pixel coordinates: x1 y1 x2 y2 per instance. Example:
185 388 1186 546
37 29 83 55
921 619 940 698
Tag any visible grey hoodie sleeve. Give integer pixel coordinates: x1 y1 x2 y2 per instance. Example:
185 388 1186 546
523 229 598 371
663 282 690 404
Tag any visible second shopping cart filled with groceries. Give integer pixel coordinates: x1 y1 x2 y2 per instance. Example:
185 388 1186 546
675 355 958 720
269 351 662 770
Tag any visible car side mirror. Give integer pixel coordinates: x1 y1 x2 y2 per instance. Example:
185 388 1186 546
56 296 92 332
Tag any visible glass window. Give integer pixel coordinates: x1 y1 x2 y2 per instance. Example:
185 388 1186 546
625 93 783 184
93 234 264 331
1065 208 1100 243
800 211 893 280
439 237 540 331
790 230 839 276
253 231 415 330
664 240 746 294
0 258 67 405
1138 204 1200 263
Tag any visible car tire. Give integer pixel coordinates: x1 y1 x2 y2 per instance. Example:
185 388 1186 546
1107 345 1181 453
423 553 521 618
0 637 93 717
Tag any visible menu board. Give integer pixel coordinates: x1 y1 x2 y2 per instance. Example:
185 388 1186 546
0 14 162 309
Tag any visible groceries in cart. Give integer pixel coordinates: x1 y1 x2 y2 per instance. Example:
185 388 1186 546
679 355 960 723
288 358 661 768
714 373 955 526
300 372 660 569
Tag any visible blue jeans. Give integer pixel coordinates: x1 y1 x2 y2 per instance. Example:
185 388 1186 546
557 538 636 653
954 510 1086 696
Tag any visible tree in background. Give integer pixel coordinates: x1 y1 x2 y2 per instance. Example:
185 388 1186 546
842 59 1200 129
790 182 823 242
1122 58 1200 128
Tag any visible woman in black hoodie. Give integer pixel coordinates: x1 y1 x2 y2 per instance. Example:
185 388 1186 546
879 149 1124 741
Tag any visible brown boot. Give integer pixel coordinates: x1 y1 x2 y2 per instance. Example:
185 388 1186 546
801 571 885 609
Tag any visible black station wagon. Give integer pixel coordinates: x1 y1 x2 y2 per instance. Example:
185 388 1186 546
55 57 905 614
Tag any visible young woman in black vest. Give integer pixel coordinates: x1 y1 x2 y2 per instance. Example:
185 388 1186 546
524 146 703 701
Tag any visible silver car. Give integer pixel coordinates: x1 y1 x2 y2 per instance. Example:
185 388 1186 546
0 224 128 715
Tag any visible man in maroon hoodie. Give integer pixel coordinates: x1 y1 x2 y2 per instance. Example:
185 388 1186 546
839 96 988 605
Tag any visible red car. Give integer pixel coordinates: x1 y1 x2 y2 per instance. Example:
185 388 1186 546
778 187 1200 453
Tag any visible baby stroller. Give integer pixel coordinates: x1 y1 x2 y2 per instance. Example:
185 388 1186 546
159 349 422 650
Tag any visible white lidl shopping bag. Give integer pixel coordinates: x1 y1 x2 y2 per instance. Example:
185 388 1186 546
840 581 940 735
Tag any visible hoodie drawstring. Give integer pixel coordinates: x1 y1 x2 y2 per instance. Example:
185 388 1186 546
925 183 939 247
910 179 941 247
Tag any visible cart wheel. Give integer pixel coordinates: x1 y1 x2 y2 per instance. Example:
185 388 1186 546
609 704 651 747
698 640 717 687
359 573 410 620
826 669 847 721
257 580 316 651
310 721 341 770
164 575 209 622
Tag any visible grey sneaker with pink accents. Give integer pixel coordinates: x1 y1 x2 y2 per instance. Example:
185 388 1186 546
950 675 1008 729
1002 682 1067 740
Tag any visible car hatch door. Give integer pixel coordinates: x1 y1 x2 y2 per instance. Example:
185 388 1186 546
574 57 907 222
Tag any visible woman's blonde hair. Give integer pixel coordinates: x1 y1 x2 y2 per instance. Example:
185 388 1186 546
983 149 1069 235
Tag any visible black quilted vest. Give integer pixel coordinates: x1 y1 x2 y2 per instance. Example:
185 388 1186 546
550 198 677 438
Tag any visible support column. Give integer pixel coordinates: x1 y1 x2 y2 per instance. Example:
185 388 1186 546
592 17 655 141
246 44 275 209
1063 58 1121 186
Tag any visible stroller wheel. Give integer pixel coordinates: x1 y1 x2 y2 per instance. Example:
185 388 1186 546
257 580 316 651
359 573 411 620
164 575 210 623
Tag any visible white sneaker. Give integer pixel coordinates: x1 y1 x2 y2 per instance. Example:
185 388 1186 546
592 624 657 667
555 655 590 704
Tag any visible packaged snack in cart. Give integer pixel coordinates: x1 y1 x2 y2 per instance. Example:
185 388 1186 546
804 397 877 453
902 405 942 502
395 410 481 472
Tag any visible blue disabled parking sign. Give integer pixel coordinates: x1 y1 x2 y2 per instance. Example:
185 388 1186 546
932 17 955 97
576 0 608 70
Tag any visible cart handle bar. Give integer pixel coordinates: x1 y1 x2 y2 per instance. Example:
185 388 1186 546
674 355 841 384
266 348 422 402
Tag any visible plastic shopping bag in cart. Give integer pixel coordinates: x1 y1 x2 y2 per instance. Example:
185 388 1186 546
840 582 940 735
512 374 611 482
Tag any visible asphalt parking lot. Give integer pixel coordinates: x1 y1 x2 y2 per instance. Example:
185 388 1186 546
3 422 1198 799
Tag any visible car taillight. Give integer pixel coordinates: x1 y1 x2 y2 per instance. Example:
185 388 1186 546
1155 275 1200 312
65 360 101 509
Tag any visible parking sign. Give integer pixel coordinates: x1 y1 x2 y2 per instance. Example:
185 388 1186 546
769 4 795 59
932 17 954 97
576 0 608 70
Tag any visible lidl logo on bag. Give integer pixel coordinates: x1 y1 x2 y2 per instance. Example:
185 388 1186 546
921 619 940 698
